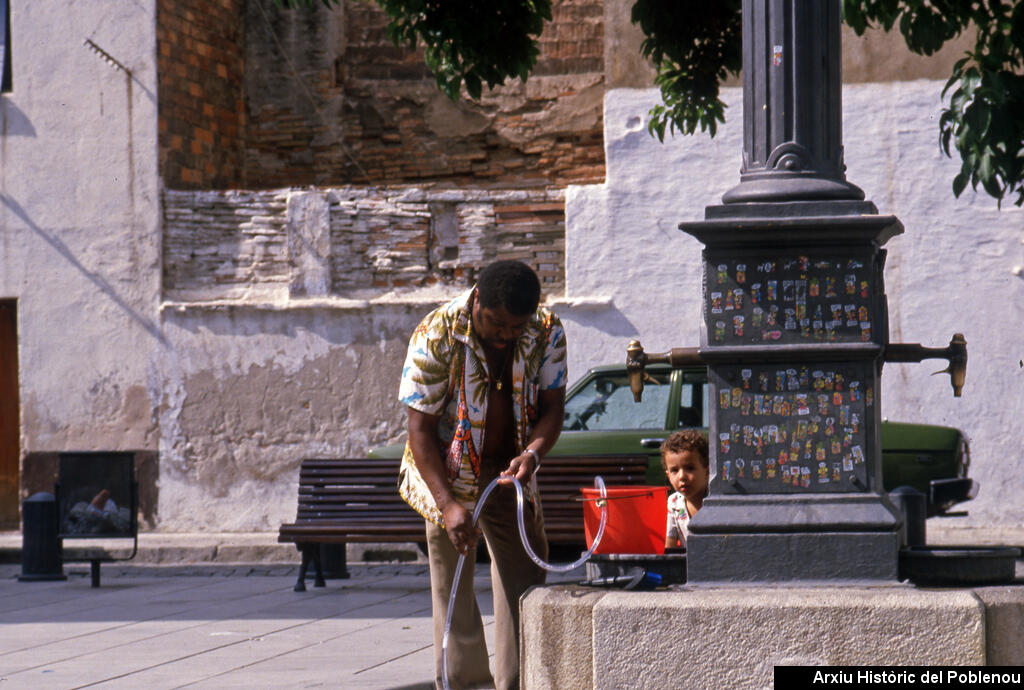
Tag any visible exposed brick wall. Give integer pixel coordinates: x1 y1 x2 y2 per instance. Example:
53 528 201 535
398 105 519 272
157 0 605 190
242 0 605 189
535 0 605 76
163 187 565 301
243 1 346 189
157 0 246 189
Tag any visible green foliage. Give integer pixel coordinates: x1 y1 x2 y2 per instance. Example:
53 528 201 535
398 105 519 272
276 0 550 101
940 58 1024 206
845 0 1024 206
631 0 742 141
844 0 968 54
375 0 551 100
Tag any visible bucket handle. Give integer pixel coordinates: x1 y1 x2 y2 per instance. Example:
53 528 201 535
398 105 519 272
575 490 658 507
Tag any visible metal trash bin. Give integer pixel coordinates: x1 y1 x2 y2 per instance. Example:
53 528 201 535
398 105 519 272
889 485 926 548
317 543 349 580
56 452 139 587
18 492 67 581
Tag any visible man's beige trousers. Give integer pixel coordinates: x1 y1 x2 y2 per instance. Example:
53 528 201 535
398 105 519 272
425 481 547 690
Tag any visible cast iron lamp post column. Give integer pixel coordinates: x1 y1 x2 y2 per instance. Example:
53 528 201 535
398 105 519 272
634 0 968 583
669 0 903 582
723 0 866 205
627 0 966 582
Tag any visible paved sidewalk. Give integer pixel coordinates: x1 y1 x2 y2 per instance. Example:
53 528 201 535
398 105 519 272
1 523 1021 689
0 561 585 689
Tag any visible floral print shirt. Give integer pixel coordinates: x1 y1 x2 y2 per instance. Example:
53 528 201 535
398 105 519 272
397 287 568 526
666 491 691 548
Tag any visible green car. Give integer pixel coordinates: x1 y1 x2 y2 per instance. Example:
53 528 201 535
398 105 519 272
372 362 977 517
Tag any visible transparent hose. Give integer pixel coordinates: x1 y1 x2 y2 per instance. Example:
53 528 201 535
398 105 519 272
442 475 608 690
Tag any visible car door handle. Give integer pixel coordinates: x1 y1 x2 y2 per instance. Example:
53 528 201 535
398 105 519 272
640 438 666 448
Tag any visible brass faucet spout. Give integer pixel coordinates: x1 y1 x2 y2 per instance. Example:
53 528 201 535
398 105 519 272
946 333 967 397
884 333 967 397
626 340 647 403
626 340 703 402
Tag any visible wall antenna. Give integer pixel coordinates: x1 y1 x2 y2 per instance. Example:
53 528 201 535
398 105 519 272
83 38 130 75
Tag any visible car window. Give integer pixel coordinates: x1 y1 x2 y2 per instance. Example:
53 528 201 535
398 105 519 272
564 371 672 431
678 380 710 428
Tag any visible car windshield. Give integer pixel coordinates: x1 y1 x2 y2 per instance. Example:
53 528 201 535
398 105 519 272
563 371 672 431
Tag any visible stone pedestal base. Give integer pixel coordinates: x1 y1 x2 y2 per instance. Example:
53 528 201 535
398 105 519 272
521 584 1024 689
687 531 900 583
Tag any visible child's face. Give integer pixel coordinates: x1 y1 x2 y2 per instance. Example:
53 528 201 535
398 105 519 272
664 449 709 500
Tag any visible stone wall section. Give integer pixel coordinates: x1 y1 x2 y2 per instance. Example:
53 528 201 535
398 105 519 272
162 190 291 302
163 188 566 302
157 0 246 189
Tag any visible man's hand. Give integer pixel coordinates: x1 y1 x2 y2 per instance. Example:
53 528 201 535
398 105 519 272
441 500 481 555
408 408 480 554
497 387 563 487
498 450 538 485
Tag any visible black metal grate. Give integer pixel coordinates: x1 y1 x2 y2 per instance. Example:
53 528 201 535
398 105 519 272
56 452 138 539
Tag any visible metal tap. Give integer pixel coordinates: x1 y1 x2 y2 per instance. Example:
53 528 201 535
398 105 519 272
884 333 967 397
626 340 703 402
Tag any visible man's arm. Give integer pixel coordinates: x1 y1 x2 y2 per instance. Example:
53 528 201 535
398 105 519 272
407 407 481 555
500 386 565 484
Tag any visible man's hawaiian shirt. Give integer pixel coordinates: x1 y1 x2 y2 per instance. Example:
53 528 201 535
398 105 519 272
397 287 568 526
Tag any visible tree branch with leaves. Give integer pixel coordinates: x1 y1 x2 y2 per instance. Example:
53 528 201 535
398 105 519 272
846 0 1024 206
277 0 1024 207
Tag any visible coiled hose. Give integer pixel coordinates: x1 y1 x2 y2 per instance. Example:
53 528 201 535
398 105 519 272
441 475 608 690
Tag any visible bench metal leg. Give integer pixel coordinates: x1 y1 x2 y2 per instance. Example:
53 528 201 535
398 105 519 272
294 544 341 591
90 560 101 588
294 546 310 592
310 546 326 588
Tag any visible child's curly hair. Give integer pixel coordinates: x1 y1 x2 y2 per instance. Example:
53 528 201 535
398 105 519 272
659 429 709 471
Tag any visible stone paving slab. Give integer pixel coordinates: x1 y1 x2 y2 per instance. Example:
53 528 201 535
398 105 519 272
0 563 437 688
3 527 1019 687
0 560 586 689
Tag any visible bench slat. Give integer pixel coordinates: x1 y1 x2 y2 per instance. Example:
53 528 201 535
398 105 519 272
280 455 654 548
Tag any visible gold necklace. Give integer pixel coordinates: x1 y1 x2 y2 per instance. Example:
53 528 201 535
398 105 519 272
489 346 512 391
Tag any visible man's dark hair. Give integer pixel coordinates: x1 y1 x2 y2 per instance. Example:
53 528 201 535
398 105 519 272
476 260 541 315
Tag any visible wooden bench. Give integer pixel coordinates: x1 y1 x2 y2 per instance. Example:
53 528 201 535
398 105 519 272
278 455 649 591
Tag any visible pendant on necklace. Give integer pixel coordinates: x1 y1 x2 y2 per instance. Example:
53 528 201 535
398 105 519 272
495 380 503 391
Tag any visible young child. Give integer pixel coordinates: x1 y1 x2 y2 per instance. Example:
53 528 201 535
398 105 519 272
661 429 710 550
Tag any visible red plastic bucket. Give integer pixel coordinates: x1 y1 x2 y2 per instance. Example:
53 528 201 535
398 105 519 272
580 485 668 555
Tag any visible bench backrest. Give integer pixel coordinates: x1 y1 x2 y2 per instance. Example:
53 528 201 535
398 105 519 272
292 455 652 546
295 458 416 523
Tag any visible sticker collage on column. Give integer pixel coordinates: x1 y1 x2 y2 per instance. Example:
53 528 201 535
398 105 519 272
712 363 873 493
706 256 875 346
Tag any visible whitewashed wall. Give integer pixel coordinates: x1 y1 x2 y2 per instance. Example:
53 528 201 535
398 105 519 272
557 84 1024 527
153 302 424 531
0 3 161 452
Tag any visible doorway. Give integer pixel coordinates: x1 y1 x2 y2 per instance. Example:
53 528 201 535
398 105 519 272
0 300 18 527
